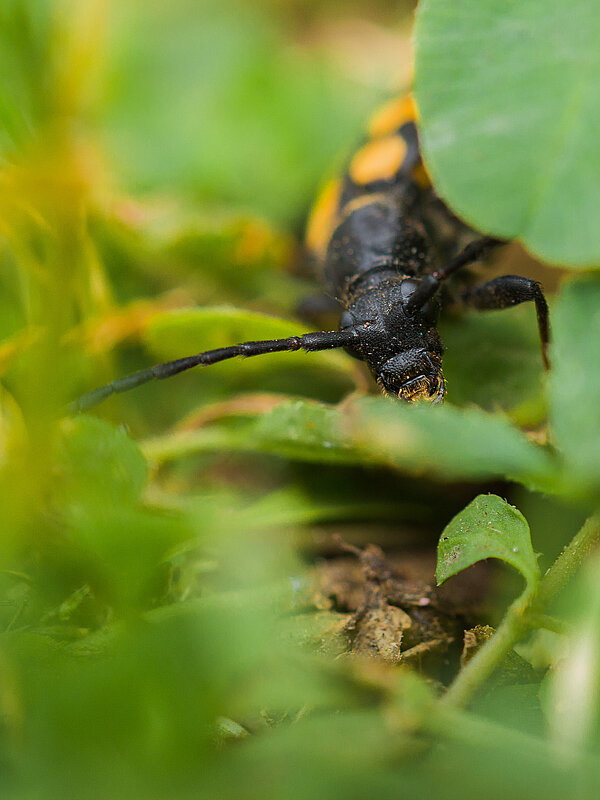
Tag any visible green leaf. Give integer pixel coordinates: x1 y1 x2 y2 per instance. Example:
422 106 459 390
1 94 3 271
345 397 556 489
549 275 600 494
436 495 540 589
144 395 558 494
249 399 360 463
143 398 364 466
57 416 148 505
414 0 600 266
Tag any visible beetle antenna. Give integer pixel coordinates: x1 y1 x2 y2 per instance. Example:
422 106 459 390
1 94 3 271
68 328 359 413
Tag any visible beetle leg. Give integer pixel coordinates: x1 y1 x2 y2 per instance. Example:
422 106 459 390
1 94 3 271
460 275 550 370
405 236 505 315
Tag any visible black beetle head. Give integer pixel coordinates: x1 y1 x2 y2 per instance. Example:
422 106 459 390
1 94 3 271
340 275 446 403
377 348 445 403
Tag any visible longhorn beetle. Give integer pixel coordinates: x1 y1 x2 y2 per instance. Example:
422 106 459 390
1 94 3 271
71 95 549 413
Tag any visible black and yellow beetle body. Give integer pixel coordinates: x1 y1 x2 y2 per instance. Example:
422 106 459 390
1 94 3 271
71 96 550 413
304 95 548 401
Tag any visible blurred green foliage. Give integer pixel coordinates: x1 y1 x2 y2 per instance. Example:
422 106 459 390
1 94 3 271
0 1 599 798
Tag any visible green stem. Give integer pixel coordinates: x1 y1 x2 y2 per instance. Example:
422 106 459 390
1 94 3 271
525 613 570 636
533 511 600 613
428 704 563 762
440 590 530 708
442 510 600 709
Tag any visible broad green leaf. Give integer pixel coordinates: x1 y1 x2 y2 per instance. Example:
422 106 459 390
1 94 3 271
549 275 600 493
414 0 600 266
144 394 558 492
345 397 556 488
436 494 540 589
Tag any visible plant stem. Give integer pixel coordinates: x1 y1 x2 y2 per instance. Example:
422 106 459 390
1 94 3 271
441 510 600 709
525 613 570 636
532 510 600 613
440 590 530 708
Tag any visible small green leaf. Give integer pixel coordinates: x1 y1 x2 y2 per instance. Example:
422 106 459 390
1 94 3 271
549 275 600 494
436 495 540 589
414 0 600 266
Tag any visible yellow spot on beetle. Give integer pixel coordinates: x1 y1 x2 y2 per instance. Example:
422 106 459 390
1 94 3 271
367 95 417 139
305 178 342 259
349 135 407 185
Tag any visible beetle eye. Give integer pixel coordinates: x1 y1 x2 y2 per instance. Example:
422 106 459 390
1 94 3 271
399 279 419 301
